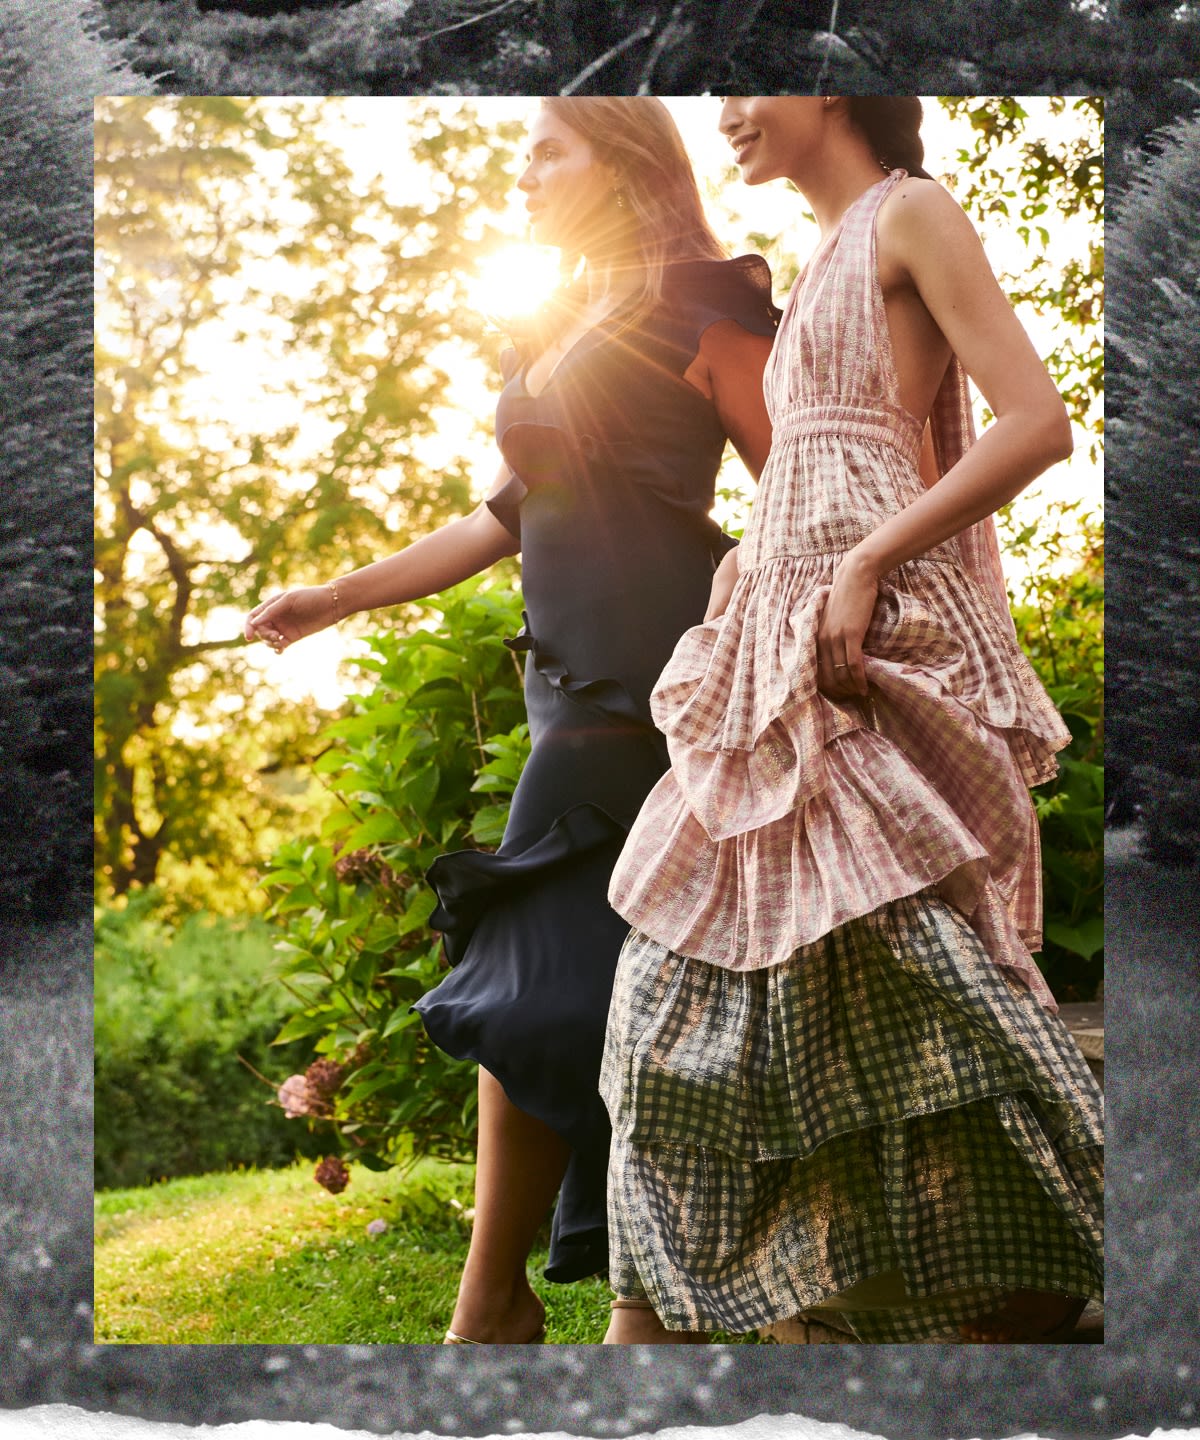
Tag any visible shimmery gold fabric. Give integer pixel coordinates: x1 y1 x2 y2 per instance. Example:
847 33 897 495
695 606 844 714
601 894 1104 1341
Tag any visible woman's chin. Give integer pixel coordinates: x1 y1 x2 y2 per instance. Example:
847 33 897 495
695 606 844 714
527 215 555 247
738 161 776 188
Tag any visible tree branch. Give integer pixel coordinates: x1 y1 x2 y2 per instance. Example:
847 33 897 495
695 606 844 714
559 19 658 94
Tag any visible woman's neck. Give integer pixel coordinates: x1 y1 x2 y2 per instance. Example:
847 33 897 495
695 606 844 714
795 149 893 237
580 254 644 310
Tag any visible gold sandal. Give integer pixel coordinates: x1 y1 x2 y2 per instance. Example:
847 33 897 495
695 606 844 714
444 1325 545 1344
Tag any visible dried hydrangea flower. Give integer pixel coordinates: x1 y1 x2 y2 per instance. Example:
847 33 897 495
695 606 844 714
314 1155 350 1194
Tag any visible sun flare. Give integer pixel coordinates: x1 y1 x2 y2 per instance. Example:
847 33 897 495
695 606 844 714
469 243 562 325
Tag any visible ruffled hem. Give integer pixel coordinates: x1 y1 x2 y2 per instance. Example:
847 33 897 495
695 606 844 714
601 899 1104 1336
652 551 1069 798
427 800 627 966
611 725 1053 1004
609 550 1069 993
503 613 652 735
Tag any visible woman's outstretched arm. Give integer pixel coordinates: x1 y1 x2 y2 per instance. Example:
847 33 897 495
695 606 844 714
817 181 1073 699
244 461 521 651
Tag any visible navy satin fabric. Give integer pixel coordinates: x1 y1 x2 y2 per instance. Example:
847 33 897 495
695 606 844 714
415 256 779 1282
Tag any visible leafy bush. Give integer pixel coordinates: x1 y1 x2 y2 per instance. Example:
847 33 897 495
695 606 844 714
261 580 528 1179
1004 501 1104 1000
1107 108 1200 866
94 890 327 1189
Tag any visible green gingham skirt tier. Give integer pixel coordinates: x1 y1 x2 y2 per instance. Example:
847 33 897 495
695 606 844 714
599 890 1104 1341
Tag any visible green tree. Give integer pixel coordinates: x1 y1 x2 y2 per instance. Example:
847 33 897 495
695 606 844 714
94 97 521 905
938 97 1103 460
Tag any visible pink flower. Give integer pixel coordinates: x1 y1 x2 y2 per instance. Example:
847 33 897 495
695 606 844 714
278 1075 310 1119
366 1219 388 1237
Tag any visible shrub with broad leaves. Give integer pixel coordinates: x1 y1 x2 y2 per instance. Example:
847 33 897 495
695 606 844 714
263 579 528 1179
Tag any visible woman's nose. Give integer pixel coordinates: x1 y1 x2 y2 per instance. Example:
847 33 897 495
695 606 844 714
517 164 536 193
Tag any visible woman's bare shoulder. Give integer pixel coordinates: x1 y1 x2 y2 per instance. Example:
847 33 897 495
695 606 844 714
876 177 988 284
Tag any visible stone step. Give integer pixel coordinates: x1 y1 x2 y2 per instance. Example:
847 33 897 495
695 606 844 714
1058 999 1104 1087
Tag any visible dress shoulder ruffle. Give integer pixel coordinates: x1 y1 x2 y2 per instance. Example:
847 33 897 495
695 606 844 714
656 253 782 354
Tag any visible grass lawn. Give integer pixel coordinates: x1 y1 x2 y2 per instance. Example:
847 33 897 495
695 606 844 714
94 1160 762 1345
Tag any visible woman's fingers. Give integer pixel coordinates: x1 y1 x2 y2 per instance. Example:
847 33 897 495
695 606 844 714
817 556 876 700
245 594 290 648
817 626 869 701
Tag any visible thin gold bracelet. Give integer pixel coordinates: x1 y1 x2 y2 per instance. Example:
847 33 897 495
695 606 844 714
326 579 342 623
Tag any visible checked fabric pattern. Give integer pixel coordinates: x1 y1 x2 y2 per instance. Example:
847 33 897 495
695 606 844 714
601 894 1104 1340
601 172 1100 1338
607 170 1071 1001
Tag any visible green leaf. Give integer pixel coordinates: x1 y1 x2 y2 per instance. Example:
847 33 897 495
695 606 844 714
381 1007 418 1038
271 1011 329 1046
340 812 404 849
352 1151 394 1173
1044 916 1105 962
401 764 440 815
396 887 438 937
340 1070 401 1104
469 803 509 846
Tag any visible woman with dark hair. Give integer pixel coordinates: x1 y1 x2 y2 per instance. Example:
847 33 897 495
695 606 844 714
601 96 1104 1345
246 97 778 1343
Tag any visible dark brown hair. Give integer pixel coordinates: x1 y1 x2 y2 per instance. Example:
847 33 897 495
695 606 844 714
845 98 933 180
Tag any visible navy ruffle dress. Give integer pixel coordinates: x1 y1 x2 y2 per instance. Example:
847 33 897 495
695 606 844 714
414 256 779 1282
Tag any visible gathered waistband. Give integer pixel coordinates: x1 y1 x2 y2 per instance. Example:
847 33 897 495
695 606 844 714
772 400 923 459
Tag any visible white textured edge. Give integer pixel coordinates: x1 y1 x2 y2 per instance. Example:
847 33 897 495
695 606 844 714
1 1410 1197 1440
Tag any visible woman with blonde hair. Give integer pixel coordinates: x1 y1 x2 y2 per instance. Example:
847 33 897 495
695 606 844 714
601 96 1103 1345
247 97 778 1343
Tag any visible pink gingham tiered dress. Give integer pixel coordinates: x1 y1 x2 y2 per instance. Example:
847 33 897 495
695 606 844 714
608 170 1070 1003
599 172 1102 1340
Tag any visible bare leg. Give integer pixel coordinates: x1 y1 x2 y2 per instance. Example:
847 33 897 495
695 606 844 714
446 1066 572 1343
603 1300 708 1345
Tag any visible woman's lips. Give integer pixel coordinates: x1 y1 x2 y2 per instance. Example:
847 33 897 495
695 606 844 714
731 133 760 164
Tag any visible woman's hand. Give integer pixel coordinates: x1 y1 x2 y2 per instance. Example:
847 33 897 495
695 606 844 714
245 585 338 653
705 546 740 621
816 551 878 700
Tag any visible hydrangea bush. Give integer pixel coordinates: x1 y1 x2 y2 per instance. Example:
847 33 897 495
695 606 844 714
262 579 528 1189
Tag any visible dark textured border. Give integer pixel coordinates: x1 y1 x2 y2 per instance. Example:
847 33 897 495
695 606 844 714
1 4 1196 1434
